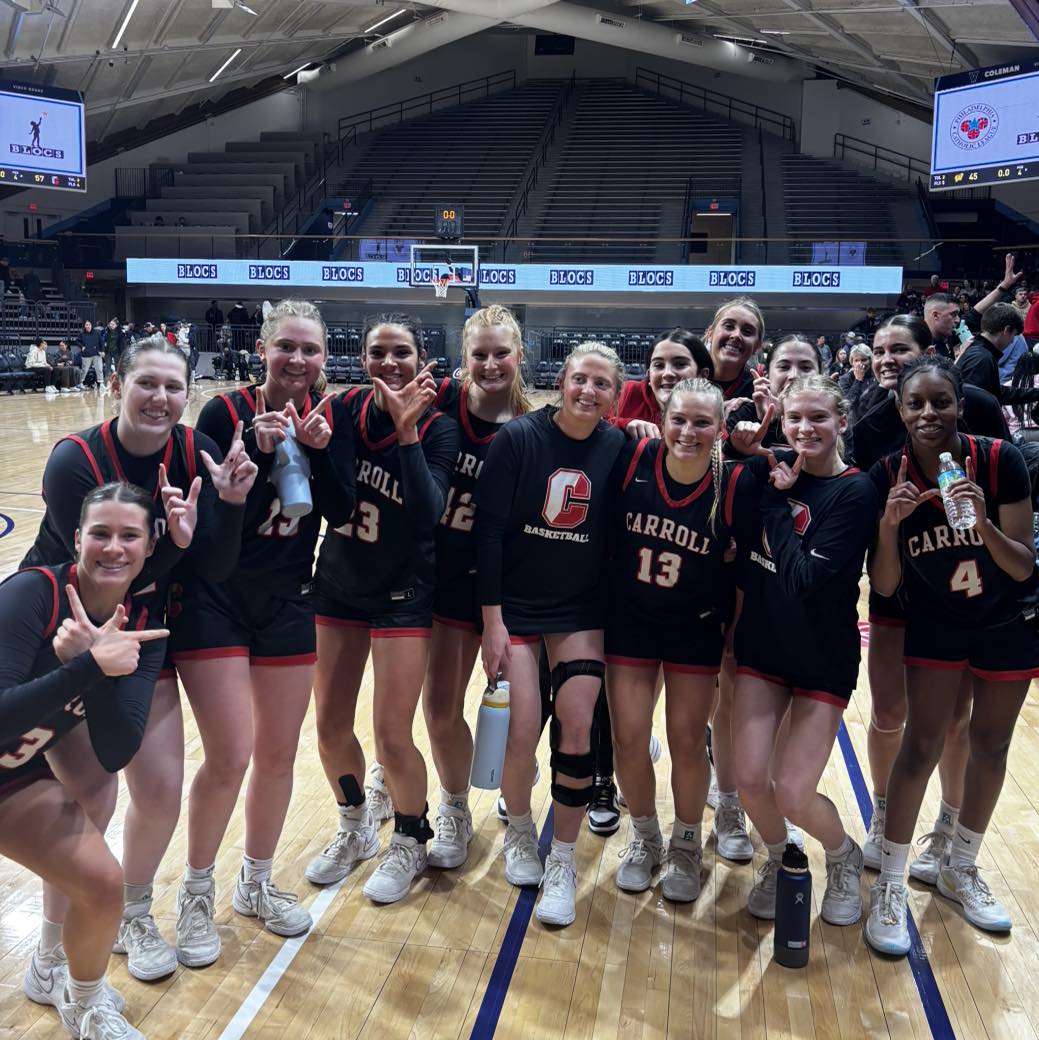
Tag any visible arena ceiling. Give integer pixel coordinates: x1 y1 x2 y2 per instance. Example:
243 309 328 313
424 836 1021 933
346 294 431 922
0 0 1035 148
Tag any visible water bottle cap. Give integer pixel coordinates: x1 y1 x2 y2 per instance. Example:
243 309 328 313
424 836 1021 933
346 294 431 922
939 452 953 463
782 843 809 870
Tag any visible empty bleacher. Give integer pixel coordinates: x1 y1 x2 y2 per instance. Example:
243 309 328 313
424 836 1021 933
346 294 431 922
337 82 565 242
518 81 746 265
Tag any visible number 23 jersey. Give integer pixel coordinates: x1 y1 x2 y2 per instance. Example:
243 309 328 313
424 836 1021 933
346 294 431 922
870 435 1034 628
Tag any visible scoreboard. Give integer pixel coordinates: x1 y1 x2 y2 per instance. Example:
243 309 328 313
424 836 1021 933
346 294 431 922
0 79 86 192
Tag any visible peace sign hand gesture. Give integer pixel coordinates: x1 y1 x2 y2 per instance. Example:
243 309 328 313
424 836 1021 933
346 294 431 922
881 454 940 527
200 420 259 505
159 462 202 549
286 392 336 451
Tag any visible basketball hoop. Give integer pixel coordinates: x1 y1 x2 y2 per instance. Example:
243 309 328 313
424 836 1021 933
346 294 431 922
434 276 450 299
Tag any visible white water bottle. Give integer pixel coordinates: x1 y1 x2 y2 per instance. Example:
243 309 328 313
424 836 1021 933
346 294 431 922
470 679 510 790
270 422 312 519
937 451 976 530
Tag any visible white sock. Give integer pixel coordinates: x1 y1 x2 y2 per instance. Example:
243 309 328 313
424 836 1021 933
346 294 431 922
242 855 273 885
631 813 661 842
39 917 63 955
872 793 887 821
441 786 469 813
949 823 984 868
183 864 215 895
825 833 854 864
338 801 367 832
671 817 701 850
551 837 576 861
718 790 740 809
936 799 959 837
123 882 154 914
66 974 105 1007
879 838 910 886
766 839 787 861
508 810 534 833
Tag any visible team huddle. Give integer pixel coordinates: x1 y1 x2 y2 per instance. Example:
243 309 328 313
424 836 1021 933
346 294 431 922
1 295 1036 1040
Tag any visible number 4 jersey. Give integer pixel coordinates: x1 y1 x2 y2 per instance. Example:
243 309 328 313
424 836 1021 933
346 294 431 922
871 436 1034 629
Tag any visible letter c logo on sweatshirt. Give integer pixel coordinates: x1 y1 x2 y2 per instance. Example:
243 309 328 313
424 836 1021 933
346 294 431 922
542 469 591 529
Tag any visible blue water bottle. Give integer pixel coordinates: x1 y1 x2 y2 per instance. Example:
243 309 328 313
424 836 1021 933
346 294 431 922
773 843 811 968
270 422 312 519
470 678 510 789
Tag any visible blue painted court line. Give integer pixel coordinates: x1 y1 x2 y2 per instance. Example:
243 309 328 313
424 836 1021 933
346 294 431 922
469 806 554 1040
836 722 955 1039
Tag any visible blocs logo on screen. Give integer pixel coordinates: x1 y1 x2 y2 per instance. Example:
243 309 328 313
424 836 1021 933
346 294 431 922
480 267 517 285
950 103 999 150
322 266 364 282
708 270 756 288
792 270 841 288
177 263 217 279
628 270 674 287
249 264 289 281
9 112 64 159
549 269 594 286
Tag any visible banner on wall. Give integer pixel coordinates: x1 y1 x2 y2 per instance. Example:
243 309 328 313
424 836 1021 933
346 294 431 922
126 259 903 295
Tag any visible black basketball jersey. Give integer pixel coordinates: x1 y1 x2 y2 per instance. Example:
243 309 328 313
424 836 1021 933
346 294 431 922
192 387 355 596
475 405 626 628
316 387 458 602
736 452 878 689
871 436 1033 628
434 377 505 585
611 439 752 625
0 563 162 787
715 366 755 402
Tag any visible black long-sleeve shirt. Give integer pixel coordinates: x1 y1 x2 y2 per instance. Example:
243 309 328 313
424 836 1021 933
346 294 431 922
958 334 1039 407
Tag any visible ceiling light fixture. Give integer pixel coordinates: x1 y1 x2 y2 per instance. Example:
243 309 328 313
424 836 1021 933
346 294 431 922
111 0 141 48
759 29 791 34
364 7 406 34
283 62 312 79
209 47 242 82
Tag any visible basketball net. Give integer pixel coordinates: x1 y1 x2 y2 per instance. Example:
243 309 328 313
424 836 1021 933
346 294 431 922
434 276 450 299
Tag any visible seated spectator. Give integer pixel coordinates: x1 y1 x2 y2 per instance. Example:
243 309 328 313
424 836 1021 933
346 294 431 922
851 307 880 341
26 338 62 393
840 345 876 423
54 339 83 390
153 215 165 227
829 345 850 379
176 216 188 227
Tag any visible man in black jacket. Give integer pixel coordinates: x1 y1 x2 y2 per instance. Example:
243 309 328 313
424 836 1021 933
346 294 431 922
956 304 1035 407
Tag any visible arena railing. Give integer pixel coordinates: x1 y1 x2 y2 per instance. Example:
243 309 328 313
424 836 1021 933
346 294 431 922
634 67 796 142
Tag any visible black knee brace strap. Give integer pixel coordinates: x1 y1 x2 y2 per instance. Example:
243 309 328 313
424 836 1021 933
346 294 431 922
548 658 604 807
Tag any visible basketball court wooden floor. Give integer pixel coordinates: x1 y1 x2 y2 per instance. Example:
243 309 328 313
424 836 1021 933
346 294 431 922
1 384 1038 1040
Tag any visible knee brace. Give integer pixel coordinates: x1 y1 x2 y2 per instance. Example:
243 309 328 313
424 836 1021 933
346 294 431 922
548 659 604 807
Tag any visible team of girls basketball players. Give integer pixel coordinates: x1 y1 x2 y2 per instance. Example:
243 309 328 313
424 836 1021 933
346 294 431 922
4 294 1039 1037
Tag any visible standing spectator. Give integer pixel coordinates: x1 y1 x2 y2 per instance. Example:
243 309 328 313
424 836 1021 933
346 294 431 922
76 318 104 388
205 300 224 329
227 300 250 350
1011 286 1032 323
814 334 833 370
104 318 123 375
21 269 41 302
25 337 57 393
956 304 1036 408
897 283 921 313
922 273 942 297
851 307 880 341
159 322 177 346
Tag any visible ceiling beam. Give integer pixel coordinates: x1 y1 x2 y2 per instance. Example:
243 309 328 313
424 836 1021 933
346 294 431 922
55 0 82 53
4 9 23 59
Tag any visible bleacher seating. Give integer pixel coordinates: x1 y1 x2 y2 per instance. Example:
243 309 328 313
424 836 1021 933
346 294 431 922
339 83 565 242
521 81 745 264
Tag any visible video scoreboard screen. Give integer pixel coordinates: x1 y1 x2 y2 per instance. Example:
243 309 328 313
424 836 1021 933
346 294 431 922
930 58 1039 192
0 78 86 192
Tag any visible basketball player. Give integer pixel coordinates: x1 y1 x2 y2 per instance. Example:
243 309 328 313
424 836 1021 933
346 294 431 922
166 300 356 961
5 483 169 1040
706 297 764 405
607 379 753 901
306 314 459 904
477 342 626 926
732 377 875 925
866 356 1037 954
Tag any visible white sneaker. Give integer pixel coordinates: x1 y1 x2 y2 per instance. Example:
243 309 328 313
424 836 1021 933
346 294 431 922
908 830 951 887
427 804 474 869
24 947 124 1012
175 882 220 968
114 910 177 981
362 834 427 904
496 795 508 823
366 762 394 824
706 765 720 811
503 822 543 886
233 871 313 936
820 841 864 925
937 862 1012 932
58 987 143 1039
616 834 663 892
747 858 780 919
864 879 911 956
536 854 577 926
712 802 754 862
661 843 702 903
862 813 885 871
306 815 380 885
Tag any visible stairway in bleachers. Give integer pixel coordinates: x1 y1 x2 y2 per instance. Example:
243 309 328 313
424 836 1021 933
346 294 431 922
337 82 566 243
516 80 746 265
780 154 923 268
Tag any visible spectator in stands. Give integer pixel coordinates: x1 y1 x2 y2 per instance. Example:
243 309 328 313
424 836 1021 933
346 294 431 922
158 321 177 346
227 300 251 351
25 337 57 393
21 269 41 303
829 345 850 380
205 300 223 329
251 302 264 329
840 345 875 423
927 255 1025 355
0 257 10 295
851 307 880 341
76 318 104 388
176 216 188 228
1012 286 1032 323
923 273 942 297
814 334 833 370
897 283 921 313
1025 294 1039 344
54 339 82 390
956 303 1037 408
153 215 165 227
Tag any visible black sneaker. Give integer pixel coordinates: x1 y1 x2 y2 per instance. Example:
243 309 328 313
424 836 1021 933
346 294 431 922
587 775 620 836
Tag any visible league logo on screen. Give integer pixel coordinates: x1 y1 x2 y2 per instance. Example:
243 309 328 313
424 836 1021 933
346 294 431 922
950 103 999 151
9 112 65 159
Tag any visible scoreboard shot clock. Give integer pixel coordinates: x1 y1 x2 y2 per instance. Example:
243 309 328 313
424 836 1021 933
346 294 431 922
435 204 464 240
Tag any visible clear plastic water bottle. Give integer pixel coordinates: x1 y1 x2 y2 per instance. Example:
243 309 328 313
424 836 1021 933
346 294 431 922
470 679 510 790
937 452 976 530
773 844 811 969
270 422 312 519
